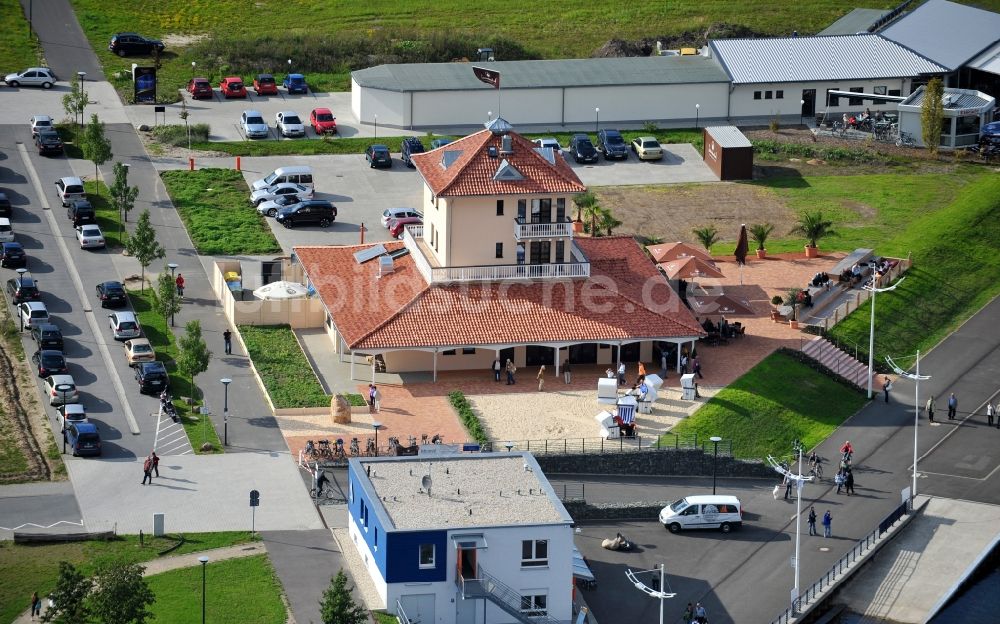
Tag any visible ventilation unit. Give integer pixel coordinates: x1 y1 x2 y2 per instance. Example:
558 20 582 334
500 135 513 155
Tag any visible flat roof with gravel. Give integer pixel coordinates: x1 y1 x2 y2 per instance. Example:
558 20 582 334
354 453 572 531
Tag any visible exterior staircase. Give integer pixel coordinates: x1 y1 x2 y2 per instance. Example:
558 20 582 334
458 565 569 624
801 336 870 389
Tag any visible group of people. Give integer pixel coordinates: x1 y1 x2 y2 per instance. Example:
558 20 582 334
367 384 382 413
810 271 832 288
701 317 739 342
834 440 856 495
141 451 160 485
491 358 518 385
807 506 834 538
682 602 709 624
839 262 868 286
924 392 961 423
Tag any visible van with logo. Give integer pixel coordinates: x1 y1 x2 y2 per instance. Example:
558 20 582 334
0 217 13 242
659 495 743 533
251 166 314 192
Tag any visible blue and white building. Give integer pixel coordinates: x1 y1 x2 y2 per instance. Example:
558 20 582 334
347 453 575 624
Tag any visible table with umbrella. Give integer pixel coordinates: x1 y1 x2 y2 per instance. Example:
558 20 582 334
252 281 310 300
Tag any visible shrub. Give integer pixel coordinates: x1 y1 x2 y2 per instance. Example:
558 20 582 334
341 393 367 407
448 391 489 445
151 124 210 147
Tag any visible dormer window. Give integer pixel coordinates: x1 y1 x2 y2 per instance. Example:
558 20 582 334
493 159 524 182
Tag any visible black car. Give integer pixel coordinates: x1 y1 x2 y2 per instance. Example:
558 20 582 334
401 137 425 167
96 281 128 308
32 349 68 377
0 192 11 218
135 361 169 394
34 129 64 155
365 144 392 168
0 242 26 268
6 276 40 304
31 323 63 350
275 200 337 229
67 200 96 226
569 134 599 163
596 129 629 160
108 32 164 57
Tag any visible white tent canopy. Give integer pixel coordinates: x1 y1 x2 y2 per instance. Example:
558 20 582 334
252 281 309 301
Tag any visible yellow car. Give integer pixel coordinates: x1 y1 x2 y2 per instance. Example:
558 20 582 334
124 338 156 366
631 136 664 161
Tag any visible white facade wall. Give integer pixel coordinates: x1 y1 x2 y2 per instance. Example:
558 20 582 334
413 88 564 127
728 78 913 118
349 514 389 609
353 78 408 127
564 83 729 124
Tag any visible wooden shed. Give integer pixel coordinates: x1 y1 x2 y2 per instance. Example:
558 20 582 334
703 126 753 180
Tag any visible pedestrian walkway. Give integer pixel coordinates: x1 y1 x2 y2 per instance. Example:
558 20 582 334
263 530 347 624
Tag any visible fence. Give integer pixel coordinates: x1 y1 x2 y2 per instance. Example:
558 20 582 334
768 500 911 624
475 433 723 456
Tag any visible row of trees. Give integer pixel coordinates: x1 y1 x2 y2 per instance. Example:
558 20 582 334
571 191 622 236
690 211 834 252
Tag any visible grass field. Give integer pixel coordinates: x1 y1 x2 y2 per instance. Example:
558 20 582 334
667 351 868 460
146 554 286 624
238 325 329 409
160 168 280 256
0 532 254 624
129 288 223 453
0 0 41 73
0 403 29 478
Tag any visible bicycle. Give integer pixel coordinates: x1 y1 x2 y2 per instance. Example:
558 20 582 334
810 459 824 480
334 438 346 460
349 437 360 456
895 131 915 147
365 437 376 456
317 439 334 460
303 440 318 461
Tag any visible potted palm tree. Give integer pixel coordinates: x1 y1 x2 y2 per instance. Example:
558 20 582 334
692 225 719 253
572 191 596 234
786 288 801 328
750 223 775 259
791 211 835 258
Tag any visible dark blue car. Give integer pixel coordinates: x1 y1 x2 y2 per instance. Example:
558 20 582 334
65 422 101 457
283 73 307 94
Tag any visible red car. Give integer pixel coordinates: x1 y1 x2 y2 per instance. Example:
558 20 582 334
310 108 337 135
219 76 247 99
187 77 212 99
253 74 278 96
389 216 422 239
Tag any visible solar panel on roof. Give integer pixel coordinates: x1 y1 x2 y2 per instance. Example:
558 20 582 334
388 248 410 259
353 244 388 264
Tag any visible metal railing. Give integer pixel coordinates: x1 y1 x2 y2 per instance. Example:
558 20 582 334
478 433 702 455
769 500 910 624
555 482 586 501
395 599 413 624
514 217 574 240
804 258 912 332
402 226 432 284
457 565 568 624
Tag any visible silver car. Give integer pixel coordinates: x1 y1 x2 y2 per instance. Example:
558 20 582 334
275 111 305 138
248 182 312 207
4 67 57 88
240 110 269 139
76 224 106 249
44 374 79 406
108 311 141 340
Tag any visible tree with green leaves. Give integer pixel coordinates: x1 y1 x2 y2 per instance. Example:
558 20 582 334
749 223 775 251
692 225 719 251
151 266 181 335
62 79 89 127
597 207 622 236
81 114 112 196
109 162 139 233
41 561 92 624
572 190 596 222
177 320 211 401
319 569 367 624
790 211 835 249
920 77 944 155
125 210 165 291
88 561 155 624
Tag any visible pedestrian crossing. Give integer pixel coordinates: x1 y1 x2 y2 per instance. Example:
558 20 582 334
153 408 193 455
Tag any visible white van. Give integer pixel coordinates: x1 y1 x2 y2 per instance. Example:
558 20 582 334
0 218 13 242
251 166 314 192
659 495 742 533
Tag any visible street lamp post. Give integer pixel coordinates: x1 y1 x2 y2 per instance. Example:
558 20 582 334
767 452 813 613
864 276 905 398
372 421 381 456
16 268 27 332
198 556 209 624
60 385 70 453
595 107 600 133
626 564 676 624
800 99 805 127
191 61 196 78
167 263 179 327
373 113 377 140
221 378 232 446
487 110 492 123
76 72 87 127
886 352 931 501
695 103 700 129
710 436 722 494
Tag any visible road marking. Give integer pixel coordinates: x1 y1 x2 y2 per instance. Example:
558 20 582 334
917 390 1000 466
152 407 193 455
17 144 140 434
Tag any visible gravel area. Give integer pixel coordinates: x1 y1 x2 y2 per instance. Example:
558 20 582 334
331 527 385 610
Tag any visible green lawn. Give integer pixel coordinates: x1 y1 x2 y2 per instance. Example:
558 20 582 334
0 403 29 478
0 0 41 74
81 180 126 249
0 532 254 624
238 325 329 409
827 173 1000 367
160 168 280 256
146 554 286 624
666 351 867 460
129 288 223 453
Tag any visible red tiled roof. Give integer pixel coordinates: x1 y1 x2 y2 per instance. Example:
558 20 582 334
297 237 704 351
411 129 586 197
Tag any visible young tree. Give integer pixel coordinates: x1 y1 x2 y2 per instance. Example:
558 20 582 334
150 266 181 335
125 210 165 291
319 569 367 624
62 79 89 127
921 77 944 155
692 225 719 251
41 561 92 624
572 190 596 222
176 319 211 400
109 161 139 226
790 211 835 249
597 207 622 236
582 199 604 237
88 561 155 624
81 114 112 196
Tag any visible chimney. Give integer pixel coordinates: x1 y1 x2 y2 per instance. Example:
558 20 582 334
500 135 513 155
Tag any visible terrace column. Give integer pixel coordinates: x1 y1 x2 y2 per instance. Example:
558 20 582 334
554 347 560 377
677 341 682 374
433 349 438 383
350 351 356 381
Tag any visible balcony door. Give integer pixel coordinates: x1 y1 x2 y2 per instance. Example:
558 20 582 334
529 241 550 264
531 199 551 223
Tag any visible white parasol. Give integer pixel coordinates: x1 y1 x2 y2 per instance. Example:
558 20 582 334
252 281 309 301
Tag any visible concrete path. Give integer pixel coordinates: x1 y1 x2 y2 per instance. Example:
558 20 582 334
262 530 349 624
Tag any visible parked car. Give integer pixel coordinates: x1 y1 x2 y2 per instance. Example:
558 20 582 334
381 207 422 228
249 182 313 207
108 32 164 57
76 224 105 249
401 137 425 167
597 129 629 160
0 192 11 218
275 111 305 138
659 495 743 533
631 136 664 161
283 73 307 94
389 216 422 239
309 108 337 134
253 74 278 96
257 194 301 218
365 144 392 168
1 242 26 268
0 217 11 243
55 177 87 207
34 129 64 155
18 301 48 328
124 338 156 366
67 200 96 226
275 200 337 229
187 77 213 99
4 67 57 89
430 138 453 149
59 404 88 429
240 110 269 139
44 374 79 406
30 115 54 137
96 281 127 308
31 323 64 351
135 361 169 394
32 349 67 377
251 166 314 192
219 77 247 99
569 134 599 163
532 137 561 151
65 422 101 457
108 311 141 340
6 275 40 304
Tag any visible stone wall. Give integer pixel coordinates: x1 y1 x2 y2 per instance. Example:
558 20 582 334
562 500 670 522
536 449 775 478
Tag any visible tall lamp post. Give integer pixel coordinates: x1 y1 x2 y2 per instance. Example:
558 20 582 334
710 436 722 494
221 378 232 446
191 61 196 78
886 352 931 502
595 107 600 133
373 113 377 141
15 268 27 332
864 276 905 398
372 421 381 457
695 103 700 129
58 384 71 453
799 99 805 127
768 452 813 613
626 564 676 624
167 263 179 327
76 71 87 127
198 556 209 624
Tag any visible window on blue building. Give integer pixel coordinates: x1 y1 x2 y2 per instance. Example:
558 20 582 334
520 594 547 616
521 540 548 567
419 544 436 568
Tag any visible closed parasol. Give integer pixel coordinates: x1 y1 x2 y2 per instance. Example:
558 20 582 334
252 281 309 301
657 256 724 280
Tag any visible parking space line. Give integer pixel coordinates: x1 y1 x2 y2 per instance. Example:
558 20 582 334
152 406 192 455
17 144 140 435
917 390 1000 465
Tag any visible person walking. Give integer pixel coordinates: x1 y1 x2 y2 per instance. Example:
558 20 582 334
807 507 818 536
223 328 233 355
175 273 185 298
693 355 703 379
948 393 958 420
926 395 935 423
660 351 668 378
617 362 626 386
492 357 502 383
845 469 855 496
783 475 793 500
680 353 689 374
141 455 153 485
563 360 572 384
30 591 41 619
372 386 381 413
835 469 845 494
367 384 376 413
822 510 833 538
694 602 707 623
505 359 516 385
682 603 693 624
536 366 545 392
987 401 995 427
882 376 891 403
151 451 160 478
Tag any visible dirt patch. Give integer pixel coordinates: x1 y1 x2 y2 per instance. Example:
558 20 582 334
161 33 209 48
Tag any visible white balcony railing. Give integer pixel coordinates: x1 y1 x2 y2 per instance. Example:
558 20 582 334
402 225 432 284
513 218 574 240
